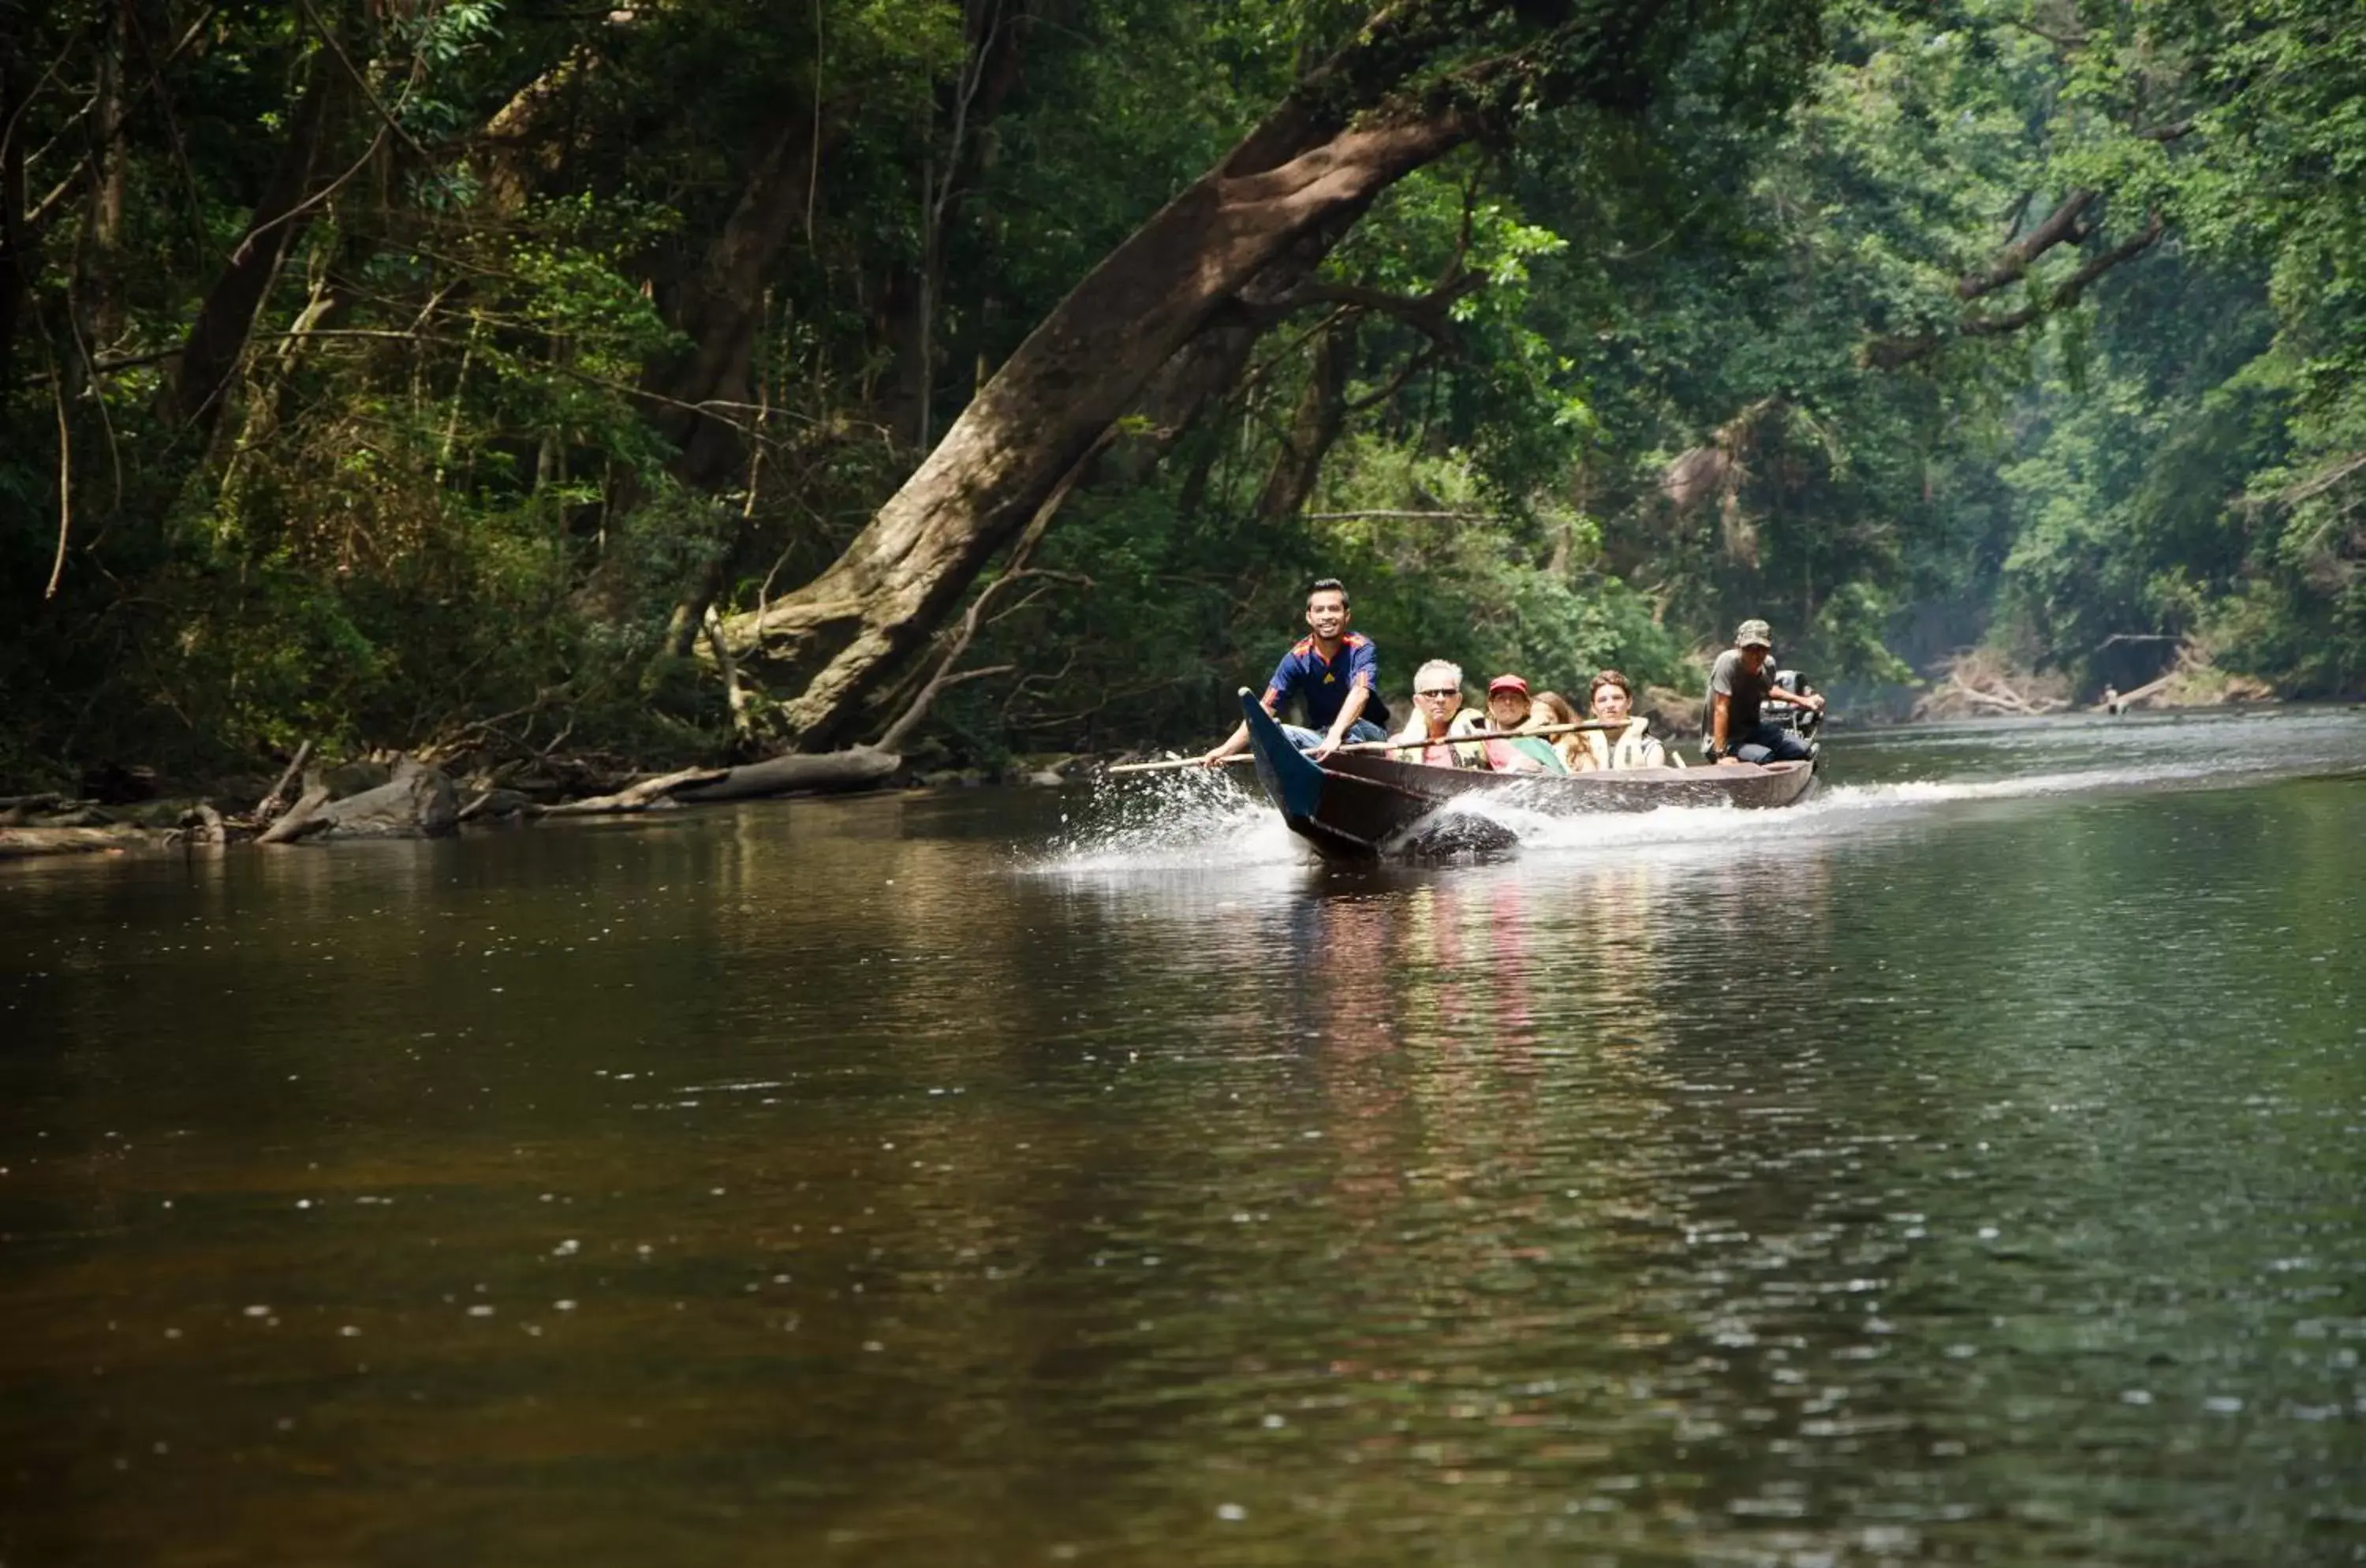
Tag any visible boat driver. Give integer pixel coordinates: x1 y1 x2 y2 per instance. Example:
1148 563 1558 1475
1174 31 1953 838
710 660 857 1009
1200 577 1390 765
1704 618 1825 765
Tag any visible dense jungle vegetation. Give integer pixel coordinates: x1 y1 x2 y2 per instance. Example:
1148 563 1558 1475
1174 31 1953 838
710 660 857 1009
2 0 2360 784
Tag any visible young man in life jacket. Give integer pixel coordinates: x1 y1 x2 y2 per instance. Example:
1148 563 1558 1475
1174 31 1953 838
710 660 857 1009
1573 669 1671 770
1200 578 1390 765
1704 618 1825 764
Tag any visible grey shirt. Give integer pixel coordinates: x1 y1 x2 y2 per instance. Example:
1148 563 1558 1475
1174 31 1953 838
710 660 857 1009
1708 648 1777 734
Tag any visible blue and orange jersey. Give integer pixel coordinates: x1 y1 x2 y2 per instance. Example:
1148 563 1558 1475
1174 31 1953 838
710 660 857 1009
1265 633 1387 730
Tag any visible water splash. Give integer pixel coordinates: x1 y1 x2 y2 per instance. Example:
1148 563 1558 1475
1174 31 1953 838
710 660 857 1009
1028 768 1302 873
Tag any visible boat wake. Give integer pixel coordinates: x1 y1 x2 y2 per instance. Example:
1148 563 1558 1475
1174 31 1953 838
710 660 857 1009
1032 744 2356 875
1420 753 2317 861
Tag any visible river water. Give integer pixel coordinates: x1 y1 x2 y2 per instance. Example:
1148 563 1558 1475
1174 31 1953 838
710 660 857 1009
3 710 2363 1566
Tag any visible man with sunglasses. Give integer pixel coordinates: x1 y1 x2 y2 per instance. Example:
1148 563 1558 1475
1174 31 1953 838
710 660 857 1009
1390 660 1487 767
1200 578 1390 766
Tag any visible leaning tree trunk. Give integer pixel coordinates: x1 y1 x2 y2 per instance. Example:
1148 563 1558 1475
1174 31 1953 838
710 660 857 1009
159 56 345 435
719 110 1472 747
715 0 1738 749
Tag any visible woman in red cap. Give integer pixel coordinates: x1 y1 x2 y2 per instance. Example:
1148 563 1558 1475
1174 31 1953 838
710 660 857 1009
1480 676 1569 774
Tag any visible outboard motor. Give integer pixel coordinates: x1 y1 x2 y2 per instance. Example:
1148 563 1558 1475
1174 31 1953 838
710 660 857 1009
1765 668 1822 756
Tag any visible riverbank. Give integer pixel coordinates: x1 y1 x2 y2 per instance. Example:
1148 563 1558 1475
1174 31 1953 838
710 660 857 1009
0 746 1101 862
2 688 2320 862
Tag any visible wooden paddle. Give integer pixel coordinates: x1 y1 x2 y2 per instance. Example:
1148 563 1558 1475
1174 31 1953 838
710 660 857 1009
1104 719 1637 774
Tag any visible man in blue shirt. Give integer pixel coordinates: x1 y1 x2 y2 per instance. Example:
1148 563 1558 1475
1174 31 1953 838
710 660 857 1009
1201 578 1390 764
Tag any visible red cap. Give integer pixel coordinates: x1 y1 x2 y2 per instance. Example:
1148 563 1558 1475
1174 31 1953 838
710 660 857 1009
1486 674 1529 696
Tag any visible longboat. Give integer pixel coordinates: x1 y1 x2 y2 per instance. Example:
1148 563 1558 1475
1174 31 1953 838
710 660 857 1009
1238 689 1817 862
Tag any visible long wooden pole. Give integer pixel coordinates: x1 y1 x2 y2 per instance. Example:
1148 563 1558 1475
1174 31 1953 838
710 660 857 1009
1105 719 1635 775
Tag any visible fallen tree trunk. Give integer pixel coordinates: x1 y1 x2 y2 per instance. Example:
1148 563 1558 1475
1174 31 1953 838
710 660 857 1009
260 760 459 841
539 766 730 816
456 786 539 823
177 802 230 846
669 747 899 803
256 784 333 844
315 763 458 837
254 741 315 823
535 748 898 815
0 824 157 859
2105 669 2178 711
1913 649 2073 719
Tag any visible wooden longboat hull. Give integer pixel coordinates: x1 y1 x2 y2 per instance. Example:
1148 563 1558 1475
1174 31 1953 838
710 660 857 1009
1240 690 1817 862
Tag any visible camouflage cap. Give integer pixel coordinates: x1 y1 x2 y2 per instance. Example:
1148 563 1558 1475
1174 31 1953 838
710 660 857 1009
1734 618 1774 648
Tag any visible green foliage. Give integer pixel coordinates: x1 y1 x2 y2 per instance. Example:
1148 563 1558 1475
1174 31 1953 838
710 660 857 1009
3 0 2362 789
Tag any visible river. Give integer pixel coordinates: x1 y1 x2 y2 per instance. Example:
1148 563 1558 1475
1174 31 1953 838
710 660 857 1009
3 709 2363 1566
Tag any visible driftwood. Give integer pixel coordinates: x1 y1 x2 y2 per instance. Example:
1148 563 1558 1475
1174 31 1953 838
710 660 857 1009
256 784 333 844
175 802 230 846
312 760 458 837
1914 651 2072 719
2100 671 2168 712
535 752 894 813
670 748 900 803
255 760 458 842
535 749 901 815
456 786 539 823
254 741 315 823
540 766 730 816
29 805 114 827
0 742 900 860
0 824 157 859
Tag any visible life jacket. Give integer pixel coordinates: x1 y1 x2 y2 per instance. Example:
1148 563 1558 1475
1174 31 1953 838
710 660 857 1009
1576 718 1674 771
1485 732 1568 774
1390 709 1489 767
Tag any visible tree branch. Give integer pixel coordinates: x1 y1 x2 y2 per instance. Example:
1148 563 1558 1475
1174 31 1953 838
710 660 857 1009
1957 188 2094 301
42 331 70 597
2275 451 2366 506
1867 209 2165 368
1961 209 2164 336
1258 271 1482 345
1344 345 1436 413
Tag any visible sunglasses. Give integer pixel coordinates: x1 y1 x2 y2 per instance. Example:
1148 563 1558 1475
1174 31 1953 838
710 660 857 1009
1416 687 1459 697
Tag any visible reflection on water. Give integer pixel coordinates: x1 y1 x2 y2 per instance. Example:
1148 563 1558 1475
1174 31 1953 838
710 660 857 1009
3 711 2364 1566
